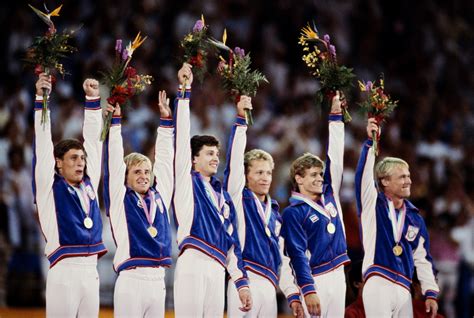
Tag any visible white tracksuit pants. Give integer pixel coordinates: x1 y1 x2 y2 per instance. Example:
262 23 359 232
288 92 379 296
114 267 166 318
46 255 99 318
174 249 226 317
363 275 413 318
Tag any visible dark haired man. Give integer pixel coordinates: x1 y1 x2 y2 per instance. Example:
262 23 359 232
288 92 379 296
173 63 251 317
33 74 107 317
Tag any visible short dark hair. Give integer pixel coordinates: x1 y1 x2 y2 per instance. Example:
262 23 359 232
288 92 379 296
191 135 219 160
53 139 86 172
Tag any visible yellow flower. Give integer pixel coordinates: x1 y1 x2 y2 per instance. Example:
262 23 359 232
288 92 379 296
222 29 227 46
300 23 319 41
131 32 147 51
358 80 367 92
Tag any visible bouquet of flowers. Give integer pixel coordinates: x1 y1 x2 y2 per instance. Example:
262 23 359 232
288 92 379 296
100 33 153 141
358 76 398 155
24 4 79 125
209 30 268 125
180 15 211 85
298 22 355 122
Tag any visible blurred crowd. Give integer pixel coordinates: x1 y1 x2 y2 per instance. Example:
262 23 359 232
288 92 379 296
0 0 473 316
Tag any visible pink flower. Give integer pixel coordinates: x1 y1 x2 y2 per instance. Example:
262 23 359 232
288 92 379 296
234 47 245 58
323 34 330 43
115 39 122 53
193 20 204 32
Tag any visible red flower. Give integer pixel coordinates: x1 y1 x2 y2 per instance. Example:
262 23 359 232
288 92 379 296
124 66 137 78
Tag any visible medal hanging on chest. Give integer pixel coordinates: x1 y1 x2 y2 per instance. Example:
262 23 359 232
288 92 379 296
76 182 93 229
388 200 406 257
291 192 336 234
136 191 157 238
251 192 273 238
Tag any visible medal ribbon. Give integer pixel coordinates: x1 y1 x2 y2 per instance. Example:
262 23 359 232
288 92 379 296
75 182 90 216
387 199 406 245
250 191 272 229
202 178 224 215
290 191 332 220
135 190 156 226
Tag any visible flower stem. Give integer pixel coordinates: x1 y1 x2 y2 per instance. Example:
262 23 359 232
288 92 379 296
41 67 50 126
245 109 253 126
100 111 113 141
372 130 378 156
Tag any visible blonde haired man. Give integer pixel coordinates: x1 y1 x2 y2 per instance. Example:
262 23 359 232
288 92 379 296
355 118 439 317
224 98 303 317
102 90 174 317
281 92 349 317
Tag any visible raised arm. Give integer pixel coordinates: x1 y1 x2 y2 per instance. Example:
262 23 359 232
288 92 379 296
223 96 251 244
324 91 345 207
355 118 379 218
33 74 55 204
173 63 194 243
153 90 174 211
82 79 102 192
102 105 127 217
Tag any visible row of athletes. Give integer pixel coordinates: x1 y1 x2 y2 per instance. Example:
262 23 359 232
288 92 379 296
34 63 439 318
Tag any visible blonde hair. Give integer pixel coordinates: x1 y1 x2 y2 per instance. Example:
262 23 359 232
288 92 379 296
124 152 153 181
244 149 274 175
375 157 409 190
290 153 324 191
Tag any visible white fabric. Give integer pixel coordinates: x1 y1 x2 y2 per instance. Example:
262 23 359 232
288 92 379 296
46 256 99 318
114 267 166 318
227 271 277 318
302 266 346 318
363 275 413 318
174 249 226 317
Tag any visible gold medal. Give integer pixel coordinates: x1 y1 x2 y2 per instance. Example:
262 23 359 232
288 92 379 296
327 223 336 234
83 217 93 229
393 244 403 256
265 227 272 237
148 226 158 238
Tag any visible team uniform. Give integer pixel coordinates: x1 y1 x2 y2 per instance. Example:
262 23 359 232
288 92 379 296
103 114 174 317
281 113 349 317
355 138 440 317
224 115 301 317
173 86 249 317
33 96 107 317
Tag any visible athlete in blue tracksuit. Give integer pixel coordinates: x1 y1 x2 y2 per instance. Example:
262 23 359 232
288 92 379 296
224 96 303 317
172 63 251 317
281 92 349 317
102 90 174 317
33 74 107 317
355 118 439 317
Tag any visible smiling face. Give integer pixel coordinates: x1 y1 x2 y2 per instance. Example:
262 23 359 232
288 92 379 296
295 166 324 199
126 161 152 195
381 165 412 200
193 145 220 178
56 149 86 186
246 159 273 199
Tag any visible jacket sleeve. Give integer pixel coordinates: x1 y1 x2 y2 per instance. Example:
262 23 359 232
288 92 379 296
324 113 345 224
281 208 316 296
32 96 57 243
223 115 248 248
82 96 103 193
225 198 250 291
277 219 302 307
153 116 174 215
102 115 127 218
413 220 440 301
172 85 194 245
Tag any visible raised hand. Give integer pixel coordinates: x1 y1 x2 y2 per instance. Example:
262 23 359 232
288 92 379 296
366 117 380 139
178 62 193 87
236 95 252 118
331 90 345 114
158 90 171 118
83 78 99 97
36 73 52 96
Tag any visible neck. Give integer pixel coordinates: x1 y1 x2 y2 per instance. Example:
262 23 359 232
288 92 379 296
386 192 404 209
298 189 320 202
254 192 266 202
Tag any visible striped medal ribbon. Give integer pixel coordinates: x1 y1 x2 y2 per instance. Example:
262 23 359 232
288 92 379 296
291 192 336 234
202 179 225 221
76 182 93 229
135 190 158 238
387 199 406 256
250 191 272 237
